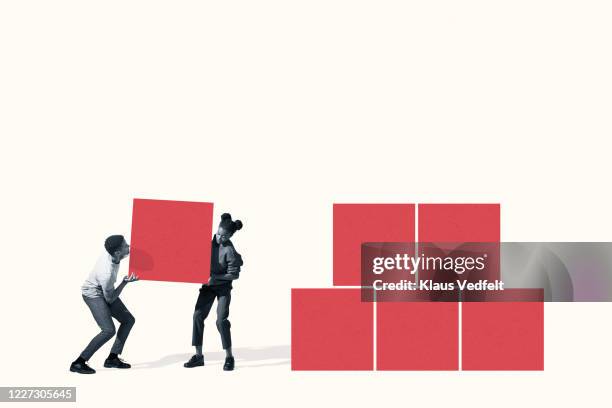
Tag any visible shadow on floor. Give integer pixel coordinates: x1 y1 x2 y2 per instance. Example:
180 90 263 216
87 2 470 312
128 345 290 370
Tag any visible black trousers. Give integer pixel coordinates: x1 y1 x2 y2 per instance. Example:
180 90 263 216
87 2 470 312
80 296 135 360
192 284 232 350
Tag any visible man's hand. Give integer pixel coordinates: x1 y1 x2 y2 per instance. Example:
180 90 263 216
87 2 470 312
123 273 139 283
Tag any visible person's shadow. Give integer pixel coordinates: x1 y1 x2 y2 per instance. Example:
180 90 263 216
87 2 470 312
129 345 290 370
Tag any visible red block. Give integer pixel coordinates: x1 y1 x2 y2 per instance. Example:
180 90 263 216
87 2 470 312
462 301 544 370
129 198 214 283
333 204 415 286
292 288 373 370
418 203 500 242
377 301 458 370
417 204 501 284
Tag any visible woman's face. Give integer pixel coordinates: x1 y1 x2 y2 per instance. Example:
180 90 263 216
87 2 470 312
216 226 234 244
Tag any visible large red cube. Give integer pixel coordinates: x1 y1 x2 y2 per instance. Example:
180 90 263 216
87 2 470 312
418 203 501 290
462 301 544 370
292 288 373 370
418 203 500 242
129 198 214 284
333 204 415 286
377 301 458 370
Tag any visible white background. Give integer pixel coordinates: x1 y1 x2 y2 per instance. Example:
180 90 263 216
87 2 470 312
1 1 611 406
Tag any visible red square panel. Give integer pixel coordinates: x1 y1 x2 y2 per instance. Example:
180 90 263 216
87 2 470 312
377 301 458 370
462 301 544 370
292 288 373 370
334 204 415 286
418 203 500 242
129 198 214 283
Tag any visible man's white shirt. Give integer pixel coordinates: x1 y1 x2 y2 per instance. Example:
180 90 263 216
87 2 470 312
81 252 119 302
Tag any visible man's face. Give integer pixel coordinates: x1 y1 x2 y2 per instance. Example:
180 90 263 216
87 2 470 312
216 227 233 245
116 240 130 260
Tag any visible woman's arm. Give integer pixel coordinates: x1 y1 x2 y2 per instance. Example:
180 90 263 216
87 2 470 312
211 273 239 281
209 248 243 284
227 249 243 270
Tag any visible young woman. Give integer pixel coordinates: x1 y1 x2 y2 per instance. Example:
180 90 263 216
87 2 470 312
184 213 244 371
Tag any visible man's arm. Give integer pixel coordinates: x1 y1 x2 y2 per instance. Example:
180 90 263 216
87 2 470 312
102 273 138 304
103 280 126 304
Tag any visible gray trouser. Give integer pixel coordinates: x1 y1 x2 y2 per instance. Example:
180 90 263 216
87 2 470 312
80 295 135 360
192 284 232 349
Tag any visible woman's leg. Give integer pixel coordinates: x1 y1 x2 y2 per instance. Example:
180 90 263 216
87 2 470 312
192 286 216 355
215 289 232 355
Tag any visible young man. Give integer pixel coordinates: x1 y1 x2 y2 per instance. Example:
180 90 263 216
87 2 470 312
70 235 139 374
184 213 243 371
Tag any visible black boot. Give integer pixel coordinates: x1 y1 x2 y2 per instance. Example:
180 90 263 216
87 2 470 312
70 359 96 374
184 354 204 368
223 356 235 371
104 355 131 369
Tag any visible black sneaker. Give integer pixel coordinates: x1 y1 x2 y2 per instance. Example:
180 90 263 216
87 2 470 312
104 356 131 369
184 354 204 368
70 361 96 374
223 356 235 371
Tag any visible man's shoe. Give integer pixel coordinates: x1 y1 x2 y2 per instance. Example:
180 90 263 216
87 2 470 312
104 356 131 369
223 356 235 371
70 361 96 374
184 354 204 368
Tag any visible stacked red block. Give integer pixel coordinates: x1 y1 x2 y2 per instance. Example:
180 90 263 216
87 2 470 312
291 203 544 370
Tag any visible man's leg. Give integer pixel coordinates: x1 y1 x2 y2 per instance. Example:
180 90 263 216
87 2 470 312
185 286 215 368
80 296 116 361
108 297 136 357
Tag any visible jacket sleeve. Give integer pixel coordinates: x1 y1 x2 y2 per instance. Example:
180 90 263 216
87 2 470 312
226 248 243 277
211 248 243 283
